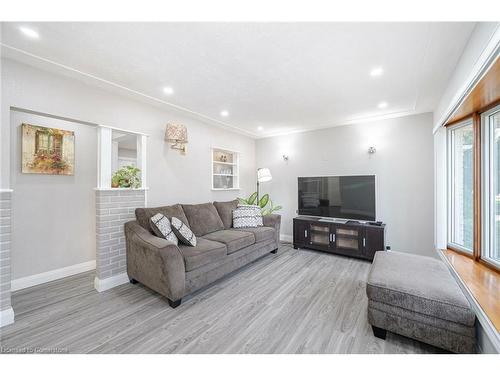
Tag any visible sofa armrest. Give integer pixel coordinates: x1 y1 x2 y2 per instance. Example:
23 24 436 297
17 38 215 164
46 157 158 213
124 220 185 301
263 214 281 248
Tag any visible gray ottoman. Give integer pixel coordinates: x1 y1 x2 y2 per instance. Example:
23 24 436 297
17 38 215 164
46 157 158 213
366 251 476 353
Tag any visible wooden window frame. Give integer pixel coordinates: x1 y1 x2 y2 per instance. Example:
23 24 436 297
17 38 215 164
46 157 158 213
446 99 500 273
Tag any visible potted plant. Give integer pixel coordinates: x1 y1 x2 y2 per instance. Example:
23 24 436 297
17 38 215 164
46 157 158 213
111 165 141 188
238 192 282 215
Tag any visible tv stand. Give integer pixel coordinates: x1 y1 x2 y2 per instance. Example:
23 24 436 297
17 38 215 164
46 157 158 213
293 216 385 261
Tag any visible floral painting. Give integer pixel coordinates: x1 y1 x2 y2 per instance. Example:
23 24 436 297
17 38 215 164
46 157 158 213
21 123 75 175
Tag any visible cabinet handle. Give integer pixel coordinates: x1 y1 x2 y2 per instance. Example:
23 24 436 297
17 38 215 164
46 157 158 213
363 238 366 247
332 234 335 242
305 229 307 238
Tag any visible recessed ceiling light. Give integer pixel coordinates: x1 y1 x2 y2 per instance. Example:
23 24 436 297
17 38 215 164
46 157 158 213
220 110 229 117
377 101 388 109
257 126 264 131
163 86 174 95
19 26 39 39
370 67 384 77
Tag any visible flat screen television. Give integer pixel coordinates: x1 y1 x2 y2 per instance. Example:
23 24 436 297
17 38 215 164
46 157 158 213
298 175 376 221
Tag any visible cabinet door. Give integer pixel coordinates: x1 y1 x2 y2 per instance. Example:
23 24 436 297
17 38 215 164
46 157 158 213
307 222 331 250
293 220 309 245
363 226 385 260
331 224 363 256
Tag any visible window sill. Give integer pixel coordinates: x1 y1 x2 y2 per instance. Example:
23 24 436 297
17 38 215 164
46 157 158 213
438 249 500 351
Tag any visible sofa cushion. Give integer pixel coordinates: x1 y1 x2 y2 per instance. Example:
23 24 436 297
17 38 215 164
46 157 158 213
171 217 197 247
203 229 255 254
178 238 227 272
235 226 275 243
367 251 475 326
150 213 178 245
135 204 190 233
182 203 225 237
233 205 262 228
213 200 239 229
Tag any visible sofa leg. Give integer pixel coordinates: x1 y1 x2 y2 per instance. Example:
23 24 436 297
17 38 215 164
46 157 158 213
271 249 278 254
130 278 138 284
372 326 387 340
168 298 182 308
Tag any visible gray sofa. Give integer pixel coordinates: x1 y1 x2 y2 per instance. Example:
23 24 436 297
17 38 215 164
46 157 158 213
366 251 476 353
124 199 281 308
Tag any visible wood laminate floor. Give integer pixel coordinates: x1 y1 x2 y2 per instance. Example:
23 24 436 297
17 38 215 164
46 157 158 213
0 245 446 354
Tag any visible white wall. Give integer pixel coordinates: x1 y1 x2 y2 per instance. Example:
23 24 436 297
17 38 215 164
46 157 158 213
10 111 97 279
1 58 256 203
434 126 447 250
1 58 256 279
256 113 436 258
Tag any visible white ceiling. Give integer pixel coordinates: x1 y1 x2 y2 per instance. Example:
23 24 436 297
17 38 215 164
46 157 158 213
1 22 476 138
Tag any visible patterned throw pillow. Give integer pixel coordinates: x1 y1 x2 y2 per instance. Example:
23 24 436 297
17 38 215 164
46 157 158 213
233 205 263 228
171 216 197 247
150 213 178 245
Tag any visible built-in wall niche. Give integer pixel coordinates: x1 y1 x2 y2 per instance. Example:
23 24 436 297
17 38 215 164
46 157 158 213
97 126 147 189
211 147 240 190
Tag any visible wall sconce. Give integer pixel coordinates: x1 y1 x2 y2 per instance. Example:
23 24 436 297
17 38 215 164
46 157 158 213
282 154 289 161
368 146 376 155
165 123 188 154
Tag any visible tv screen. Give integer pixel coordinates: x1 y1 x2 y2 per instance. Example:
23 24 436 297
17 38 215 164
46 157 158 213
298 175 376 221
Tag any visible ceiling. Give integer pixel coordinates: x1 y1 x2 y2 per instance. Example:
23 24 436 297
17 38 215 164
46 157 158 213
1 22 476 138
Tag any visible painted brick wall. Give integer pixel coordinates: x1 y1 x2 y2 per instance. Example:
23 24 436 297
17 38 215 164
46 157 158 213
95 189 146 280
0 191 12 312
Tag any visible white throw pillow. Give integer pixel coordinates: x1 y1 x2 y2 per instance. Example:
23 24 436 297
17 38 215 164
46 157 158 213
233 205 263 228
171 216 197 247
150 213 178 245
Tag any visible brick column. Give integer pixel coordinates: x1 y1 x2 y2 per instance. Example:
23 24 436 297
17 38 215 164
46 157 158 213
0 190 14 327
94 189 146 292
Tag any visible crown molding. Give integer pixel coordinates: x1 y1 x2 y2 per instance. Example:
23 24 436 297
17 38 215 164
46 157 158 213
256 109 431 139
1 43 258 139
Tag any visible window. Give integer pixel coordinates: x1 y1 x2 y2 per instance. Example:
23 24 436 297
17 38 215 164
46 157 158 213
448 119 474 253
35 130 63 155
482 105 500 267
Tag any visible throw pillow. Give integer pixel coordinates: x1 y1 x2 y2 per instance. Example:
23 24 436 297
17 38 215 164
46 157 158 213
150 213 178 245
233 205 262 228
171 216 197 246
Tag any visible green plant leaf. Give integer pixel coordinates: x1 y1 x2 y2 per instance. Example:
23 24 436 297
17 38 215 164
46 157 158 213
259 194 269 208
247 192 258 205
273 205 283 211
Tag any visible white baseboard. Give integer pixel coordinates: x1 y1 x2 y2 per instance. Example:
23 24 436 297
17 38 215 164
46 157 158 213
0 307 15 327
94 272 129 292
11 260 96 291
280 234 293 243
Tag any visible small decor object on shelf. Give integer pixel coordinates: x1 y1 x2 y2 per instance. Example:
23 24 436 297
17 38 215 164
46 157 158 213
111 165 141 188
21 123 75 175
238 192 282 216
165 123 188 154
